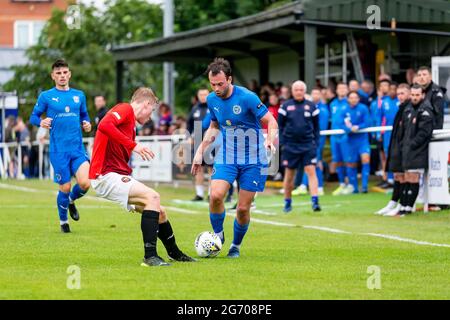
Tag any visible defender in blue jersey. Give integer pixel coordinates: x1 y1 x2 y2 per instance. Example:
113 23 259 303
29 59 91 233
338 91 371 193
191 58 278 258
330 82 350 195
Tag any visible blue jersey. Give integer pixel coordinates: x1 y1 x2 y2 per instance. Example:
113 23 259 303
330 97 348 129
338 103 370 143
278 98 320 153
318 102 330 132
207 85 268 165
30 87 90 153
379 96 399 127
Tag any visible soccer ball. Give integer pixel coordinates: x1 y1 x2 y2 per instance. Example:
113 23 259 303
194 231 222 258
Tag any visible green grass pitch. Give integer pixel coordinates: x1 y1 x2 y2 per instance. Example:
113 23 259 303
0 179 449 299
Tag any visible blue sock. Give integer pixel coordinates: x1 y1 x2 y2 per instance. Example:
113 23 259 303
347 167 358 192
210 211 225 234
387 172 394 183
336 166 346 185
311 195 319 205
232 219 249 247
284 198 292 207
362 163 370 191
316 166 323 188
57 191 70 222
301 173 308 187
69 184 87 203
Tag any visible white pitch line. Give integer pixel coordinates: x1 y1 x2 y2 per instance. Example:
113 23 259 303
361 233 450 248
302 225 352 234
1 183 450 248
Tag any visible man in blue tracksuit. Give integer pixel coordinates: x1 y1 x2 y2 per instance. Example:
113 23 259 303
330 82 349 195
339 91 371 193
296 87 329 196
279 81 321 213
29 59 91 233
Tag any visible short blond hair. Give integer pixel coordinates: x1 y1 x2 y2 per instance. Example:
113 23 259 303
131 87 158 104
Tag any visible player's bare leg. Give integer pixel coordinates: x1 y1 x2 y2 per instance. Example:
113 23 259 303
227 188 255 258
305 164 321 211
68 161 90 222
209 179 230 244
283 168 296 213
192 168 205 201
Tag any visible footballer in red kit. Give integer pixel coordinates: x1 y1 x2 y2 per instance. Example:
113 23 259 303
89 87 196 267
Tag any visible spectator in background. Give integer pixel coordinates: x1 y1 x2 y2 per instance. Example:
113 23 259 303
249 79 260 94
157 103 172 135
389 82 399 104
94 95 108 133
5 115 16 143
349 79 359 92
406 68 416 86
263 93 280 130
416 66 446 130
169 116 187 135
138 119 155 136
13 117 30 178
360 79 375 106
279 85 291 105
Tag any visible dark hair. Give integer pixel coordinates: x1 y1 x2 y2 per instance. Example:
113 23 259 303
205 57 232 78
390 81 398 86
379 79 391 85
52 59 69 70
418 66 431 74
348 90 360 98
311 86 322 92
336 81 348 87
411 84 423 92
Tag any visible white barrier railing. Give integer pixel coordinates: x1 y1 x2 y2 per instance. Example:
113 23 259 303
2 128 450 181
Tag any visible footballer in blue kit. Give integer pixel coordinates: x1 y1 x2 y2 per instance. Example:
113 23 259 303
330 82 350 195
29 59 92 233
191 58 278 258
338 91 371 193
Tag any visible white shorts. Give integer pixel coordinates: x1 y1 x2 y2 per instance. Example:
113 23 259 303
90 172 137 211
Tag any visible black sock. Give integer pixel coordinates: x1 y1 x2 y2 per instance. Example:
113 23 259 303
141 210 160 259
408 183 420 208
158 220 179 256
391 181 401 202
400 183 409 207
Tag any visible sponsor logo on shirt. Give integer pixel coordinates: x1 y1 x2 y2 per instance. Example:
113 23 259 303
287 105 296 111
226 120 232 126
65 106 70 113
52 97 59 103
233 105 242 115
257 102 263 109
73 96 80 103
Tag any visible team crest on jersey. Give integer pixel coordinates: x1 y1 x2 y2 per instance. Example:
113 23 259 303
412 117 416 124
55 174 62 182
233 105 242 115
121 177 131 183
304 105 310 111
65 106 70 113
212 168 216 176
287 105 296 111
283 160 288 166
226 120 232 126
73 96 80 103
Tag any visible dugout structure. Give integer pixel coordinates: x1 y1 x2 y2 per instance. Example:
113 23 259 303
112 0 450 104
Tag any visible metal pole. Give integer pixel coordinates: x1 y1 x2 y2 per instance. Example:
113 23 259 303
163 0 175 111
324 43 329 87
342 41 347 83
1 93 5 143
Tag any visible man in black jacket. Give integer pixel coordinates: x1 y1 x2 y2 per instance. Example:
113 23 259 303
399 85 435 216
416 66 446 129
375 83 412 216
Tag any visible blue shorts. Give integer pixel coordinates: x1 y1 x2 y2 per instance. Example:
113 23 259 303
50 149 90 185
331 136 344 162
282 148 317 170
342 140 371 163
211 164 267 192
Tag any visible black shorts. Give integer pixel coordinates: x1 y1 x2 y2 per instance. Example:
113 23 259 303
282 148 317 169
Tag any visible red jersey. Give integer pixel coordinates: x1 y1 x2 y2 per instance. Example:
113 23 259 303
89 103 137 179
